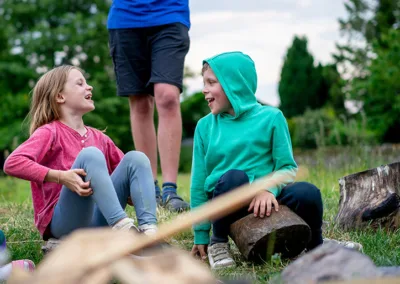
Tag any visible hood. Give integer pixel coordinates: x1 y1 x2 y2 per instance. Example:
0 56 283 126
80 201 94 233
203 51 258 119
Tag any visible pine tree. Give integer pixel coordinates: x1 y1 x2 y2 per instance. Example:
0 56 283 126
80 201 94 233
278 36 327 117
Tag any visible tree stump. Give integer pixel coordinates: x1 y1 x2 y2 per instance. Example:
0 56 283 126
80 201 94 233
336 162 400 230
229 205 311 262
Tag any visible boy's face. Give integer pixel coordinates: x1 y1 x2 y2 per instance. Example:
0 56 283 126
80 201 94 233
202 68 234 116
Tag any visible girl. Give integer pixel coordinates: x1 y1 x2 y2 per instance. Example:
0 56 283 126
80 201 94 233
3 65 157 240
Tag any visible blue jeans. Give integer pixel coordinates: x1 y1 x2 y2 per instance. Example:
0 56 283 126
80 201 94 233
211 169 323 250
50 147 157 239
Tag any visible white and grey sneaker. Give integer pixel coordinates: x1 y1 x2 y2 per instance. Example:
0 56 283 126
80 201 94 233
208 242 235 270
112 218 139 232
138 223 158 236
323 238 363 252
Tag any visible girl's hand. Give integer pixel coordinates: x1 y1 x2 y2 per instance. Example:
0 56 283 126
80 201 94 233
248 190 279 218
191 244 208 260
59 169 93 196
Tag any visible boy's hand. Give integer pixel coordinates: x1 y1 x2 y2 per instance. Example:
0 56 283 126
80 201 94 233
191 244 208 260
248 191 279 218
60 169 93 197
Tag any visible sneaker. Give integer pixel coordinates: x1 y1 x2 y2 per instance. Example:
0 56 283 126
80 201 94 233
323 238 363 252
208 243 236 270
112 218 139 232
155 181 162 206
163 190 190 212
138 223 158 236
12 259 35 272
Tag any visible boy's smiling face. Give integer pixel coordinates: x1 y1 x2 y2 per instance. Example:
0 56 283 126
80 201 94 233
202 67 234 116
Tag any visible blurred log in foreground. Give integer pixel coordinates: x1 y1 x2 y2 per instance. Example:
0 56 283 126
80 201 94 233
8 229 216 284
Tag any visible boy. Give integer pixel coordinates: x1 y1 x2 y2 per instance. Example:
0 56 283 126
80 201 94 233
189 51 324 269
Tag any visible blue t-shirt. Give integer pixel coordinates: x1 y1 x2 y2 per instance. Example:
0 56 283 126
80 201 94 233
107 0 190 29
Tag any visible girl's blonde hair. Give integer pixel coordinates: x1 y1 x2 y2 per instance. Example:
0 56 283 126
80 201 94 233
29 65 81 135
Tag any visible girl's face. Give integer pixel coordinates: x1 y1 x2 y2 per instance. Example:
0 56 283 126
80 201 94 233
57 69 94 115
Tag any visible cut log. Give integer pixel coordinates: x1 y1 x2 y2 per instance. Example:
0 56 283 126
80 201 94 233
229 205 311 262
336 162 400 230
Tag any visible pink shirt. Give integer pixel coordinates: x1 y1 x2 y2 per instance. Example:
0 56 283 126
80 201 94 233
3 121 124 237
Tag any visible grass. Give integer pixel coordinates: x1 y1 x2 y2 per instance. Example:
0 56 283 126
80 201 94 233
1 145 400 282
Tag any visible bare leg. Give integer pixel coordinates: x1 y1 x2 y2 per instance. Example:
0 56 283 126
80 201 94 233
154 83 189 212
154 83 181 184
128 95 158 179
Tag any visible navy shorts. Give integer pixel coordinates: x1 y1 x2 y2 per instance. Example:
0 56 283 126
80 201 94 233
109 23 190 96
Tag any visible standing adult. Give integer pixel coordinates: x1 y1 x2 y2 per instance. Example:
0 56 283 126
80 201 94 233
107 0 190 212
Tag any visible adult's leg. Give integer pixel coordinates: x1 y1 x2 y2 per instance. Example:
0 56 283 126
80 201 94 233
150 23 190 210
108 28 160 196
50 147 127 238
129 95 158 179
154 83 181 185
277 182 323 250
91 151 157 227
211 169 250 244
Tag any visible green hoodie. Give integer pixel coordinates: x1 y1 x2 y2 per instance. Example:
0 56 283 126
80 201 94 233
190 51 297 245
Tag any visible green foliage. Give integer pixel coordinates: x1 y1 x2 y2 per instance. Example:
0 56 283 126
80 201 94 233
181 91 210 139
0 0 136 152
278 36 329 117
288 107 376 149
354 29 400 142
0 93 30 150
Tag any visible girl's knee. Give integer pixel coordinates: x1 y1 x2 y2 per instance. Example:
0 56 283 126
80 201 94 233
124 151 151 169
77 147 106 164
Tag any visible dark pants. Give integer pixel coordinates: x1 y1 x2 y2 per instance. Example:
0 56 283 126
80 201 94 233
210 169 323 251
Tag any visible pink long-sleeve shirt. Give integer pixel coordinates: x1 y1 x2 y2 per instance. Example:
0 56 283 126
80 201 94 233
3 120 124 237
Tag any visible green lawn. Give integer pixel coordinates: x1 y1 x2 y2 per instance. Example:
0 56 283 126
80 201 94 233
1 146 399 283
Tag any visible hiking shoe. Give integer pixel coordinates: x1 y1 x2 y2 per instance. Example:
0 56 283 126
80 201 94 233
163 191 190 212
138 223 158 236
155 181 162 206
208 242 235 270
323 238 363 252
112 218 139 233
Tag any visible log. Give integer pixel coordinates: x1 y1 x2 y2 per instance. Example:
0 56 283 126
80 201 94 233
229 205 311 262
335 162 400 230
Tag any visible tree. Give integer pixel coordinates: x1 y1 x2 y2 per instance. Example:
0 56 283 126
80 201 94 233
334 0 400 97
361 29 400 142
278 36 328 117
0 0 134 152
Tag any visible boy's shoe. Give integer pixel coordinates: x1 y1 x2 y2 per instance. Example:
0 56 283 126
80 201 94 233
208 242 236 270
163 191 190 212
155 181 162 206
323 238 363 252
138 223 158 236
112 218 139 233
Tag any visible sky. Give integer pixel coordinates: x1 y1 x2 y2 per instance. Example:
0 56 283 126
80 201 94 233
184 0 347 106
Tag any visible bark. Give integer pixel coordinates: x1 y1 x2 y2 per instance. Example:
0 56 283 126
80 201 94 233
229 205 311 262
336 162 400 230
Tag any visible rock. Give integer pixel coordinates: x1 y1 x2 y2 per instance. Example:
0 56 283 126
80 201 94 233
41 238 61 255
229 205 311 262
378 266 400 277
278 242 383 284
